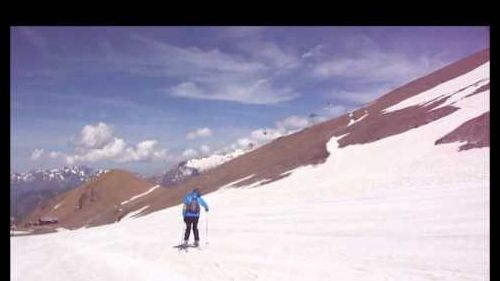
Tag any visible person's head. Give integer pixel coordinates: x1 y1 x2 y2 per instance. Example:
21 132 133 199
192 188 200 197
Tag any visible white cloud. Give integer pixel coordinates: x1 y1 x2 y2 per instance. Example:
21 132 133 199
182 149 199 159
228 128 282 151
30 149 44 161
171 82 205 101
312 50 441 84
302 44 325 59
275 115 311 131
186 127 213 140
170 79 298 105
47 122 169 165
225 115 313 152
184 108 341 161
238 41 301 70
200 145 211 155
321 81 398 107
72 122 114 150
237 138 254 148
65 137 126 165
126 34 267 75
230 127 286 151
49 151 63 159
180 144 212 161
104 34 301 105
319 104 351 119
120 140 168 162
227 108 350 153
250 128 283 142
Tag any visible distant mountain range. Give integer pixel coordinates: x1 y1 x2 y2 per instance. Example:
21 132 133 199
11 166 108 185
10 166 108 222
148 161 200 187
11 148 250 224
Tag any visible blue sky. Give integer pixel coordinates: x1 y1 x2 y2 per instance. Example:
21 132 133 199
10 26 489 175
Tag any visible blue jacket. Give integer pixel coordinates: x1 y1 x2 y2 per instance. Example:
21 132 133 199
182 192 209 217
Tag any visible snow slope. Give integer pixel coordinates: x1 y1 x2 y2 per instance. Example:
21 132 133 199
11 62 489 280
384 62 489 113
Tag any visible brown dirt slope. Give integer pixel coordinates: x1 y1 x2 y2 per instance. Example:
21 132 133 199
435 112 490 151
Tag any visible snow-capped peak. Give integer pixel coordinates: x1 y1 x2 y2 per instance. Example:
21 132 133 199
185 148 248 172
10 166 109 185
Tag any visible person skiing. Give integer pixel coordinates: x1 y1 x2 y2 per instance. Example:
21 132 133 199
182 188 209 247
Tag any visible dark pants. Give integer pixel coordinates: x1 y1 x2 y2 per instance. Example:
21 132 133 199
184 216 200 241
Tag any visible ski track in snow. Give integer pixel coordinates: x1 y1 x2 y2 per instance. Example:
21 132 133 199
11 63 489 281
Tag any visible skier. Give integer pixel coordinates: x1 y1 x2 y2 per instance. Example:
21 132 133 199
182 188 209 247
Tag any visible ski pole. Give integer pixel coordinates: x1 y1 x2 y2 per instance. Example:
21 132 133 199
181 204 186 245
205 211 209 245
180 217 185 245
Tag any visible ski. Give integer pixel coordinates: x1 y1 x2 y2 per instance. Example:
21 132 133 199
173 243 201 251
